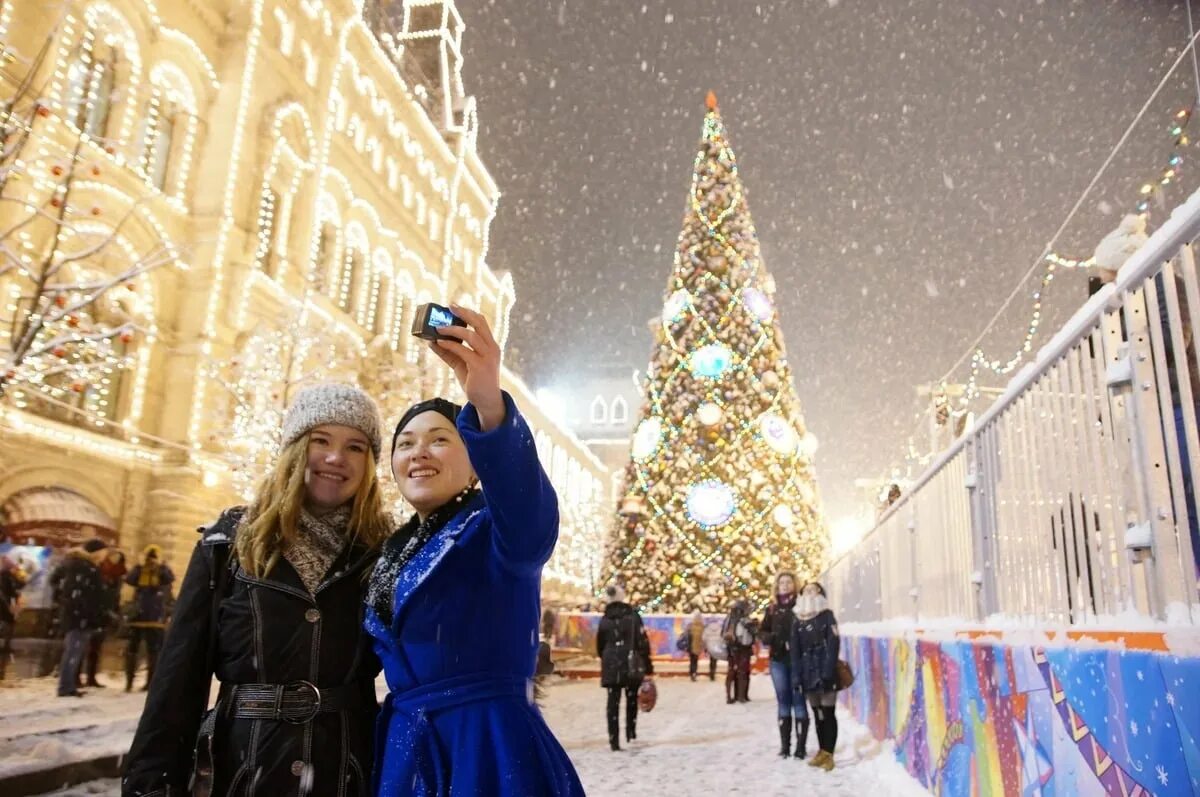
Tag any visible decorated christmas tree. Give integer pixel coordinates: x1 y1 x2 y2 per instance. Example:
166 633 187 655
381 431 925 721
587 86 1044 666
604 93 829 613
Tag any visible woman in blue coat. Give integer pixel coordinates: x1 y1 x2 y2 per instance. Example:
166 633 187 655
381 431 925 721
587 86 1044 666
364 304 585 796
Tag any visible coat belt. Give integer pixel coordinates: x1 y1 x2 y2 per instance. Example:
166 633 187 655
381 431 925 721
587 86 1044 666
376 673 531 795
225 680 372 723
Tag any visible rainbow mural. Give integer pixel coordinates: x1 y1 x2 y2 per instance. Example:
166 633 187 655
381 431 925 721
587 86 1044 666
552 613 725 658
841 635 1200 796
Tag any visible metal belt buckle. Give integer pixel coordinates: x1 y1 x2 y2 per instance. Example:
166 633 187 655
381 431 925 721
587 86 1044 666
284 680 321 724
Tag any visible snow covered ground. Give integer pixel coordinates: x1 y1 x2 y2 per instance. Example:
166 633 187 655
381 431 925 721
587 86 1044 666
0 670 145 781
11 673 928 796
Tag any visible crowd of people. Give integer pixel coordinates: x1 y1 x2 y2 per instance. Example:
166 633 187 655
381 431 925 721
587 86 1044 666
592 574 844 771
3 302 848 794
0 539 174 694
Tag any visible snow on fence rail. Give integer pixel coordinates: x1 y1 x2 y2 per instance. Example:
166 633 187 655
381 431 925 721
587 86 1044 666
827 190 1200 626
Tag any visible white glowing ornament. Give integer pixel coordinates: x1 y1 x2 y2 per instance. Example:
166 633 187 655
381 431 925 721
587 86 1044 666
758 413 797 454
742 287 773 321
798 433 820 458
773 505 795 527
691 344 733 379
686 480 737 528
663 289 691 323
632 417 663 462
696 402 722 426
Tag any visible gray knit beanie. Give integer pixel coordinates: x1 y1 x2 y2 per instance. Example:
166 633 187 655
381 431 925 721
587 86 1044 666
281 383 382 459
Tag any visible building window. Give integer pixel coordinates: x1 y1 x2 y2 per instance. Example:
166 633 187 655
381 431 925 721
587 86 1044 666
141 95 177 190
65 49 116 139
611 396 629 425
590 395 608 425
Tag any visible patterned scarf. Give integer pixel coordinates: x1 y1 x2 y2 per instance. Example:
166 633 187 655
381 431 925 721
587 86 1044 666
285 505 352 594
367 487 482 626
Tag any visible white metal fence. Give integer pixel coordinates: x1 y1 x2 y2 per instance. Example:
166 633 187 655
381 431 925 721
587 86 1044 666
826 193 1200 625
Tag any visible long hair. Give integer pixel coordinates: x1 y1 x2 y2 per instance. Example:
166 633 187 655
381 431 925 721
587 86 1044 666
235 432 391 578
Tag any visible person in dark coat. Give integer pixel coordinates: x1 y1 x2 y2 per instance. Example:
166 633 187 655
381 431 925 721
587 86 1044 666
759 572 808 758
365 305 584 796
1 554 28 679
790 581 840 771
683 609 715 681
722 598 756 704
79 549 126 689
121 383 393 797
596 584 653 751
50 538 109 697
123 545 174 692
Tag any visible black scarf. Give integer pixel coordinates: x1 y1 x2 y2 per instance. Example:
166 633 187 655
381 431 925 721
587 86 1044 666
367 487 483 625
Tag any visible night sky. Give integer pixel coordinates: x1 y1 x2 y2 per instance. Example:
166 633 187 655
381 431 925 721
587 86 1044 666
460 0 1199 529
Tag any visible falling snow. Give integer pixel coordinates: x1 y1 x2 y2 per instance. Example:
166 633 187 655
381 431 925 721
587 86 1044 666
458 0 1197 522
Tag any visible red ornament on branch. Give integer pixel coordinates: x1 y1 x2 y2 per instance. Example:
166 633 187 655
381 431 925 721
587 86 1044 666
35 105 50 118
66 315 79 328
51 165 64 177
119 331 134 344
52 346 67 357
70 381 85 393
54 295 67 307
90 206 101 216
90 165 101 177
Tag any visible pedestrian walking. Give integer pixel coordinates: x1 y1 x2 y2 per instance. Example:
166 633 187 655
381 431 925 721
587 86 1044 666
122 545 174 692
722 598 756 704
49 538 109 697
597 584 653 751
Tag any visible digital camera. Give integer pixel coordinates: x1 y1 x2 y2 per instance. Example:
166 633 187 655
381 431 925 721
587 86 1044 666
411 302 466 341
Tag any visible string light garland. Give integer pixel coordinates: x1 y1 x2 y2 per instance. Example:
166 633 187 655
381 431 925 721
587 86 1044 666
885 93 1200 485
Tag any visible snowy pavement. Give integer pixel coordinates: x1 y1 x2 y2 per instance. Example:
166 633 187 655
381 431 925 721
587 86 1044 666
0 670 145 781
11 673 928 796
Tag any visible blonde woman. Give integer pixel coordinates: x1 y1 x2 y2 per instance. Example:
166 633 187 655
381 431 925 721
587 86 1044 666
122 384 392 797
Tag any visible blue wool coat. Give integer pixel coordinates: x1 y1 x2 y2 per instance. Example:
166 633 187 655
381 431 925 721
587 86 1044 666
365 393 585 797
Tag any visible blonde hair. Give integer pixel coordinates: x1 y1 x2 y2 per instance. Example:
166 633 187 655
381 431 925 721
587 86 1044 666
235 432 391 578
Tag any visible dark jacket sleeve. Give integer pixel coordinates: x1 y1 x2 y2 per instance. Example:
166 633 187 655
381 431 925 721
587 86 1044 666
596 617 610 658
636 615 654 675
758 607 774 643
458 391 559 572
121 542 218 795
124 566 140 588
823 612 840 684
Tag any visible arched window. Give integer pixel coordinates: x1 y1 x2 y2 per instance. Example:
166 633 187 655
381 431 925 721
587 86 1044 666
590 395 608 425
65 46 117 138
141 65 198 195
611 395 629 425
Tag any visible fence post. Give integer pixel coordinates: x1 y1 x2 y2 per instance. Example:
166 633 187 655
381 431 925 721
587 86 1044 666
966 435 997 621
908 507 920 623
1106 317 1178 618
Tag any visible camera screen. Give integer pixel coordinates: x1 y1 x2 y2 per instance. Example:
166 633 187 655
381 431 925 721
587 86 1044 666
429 305 456 328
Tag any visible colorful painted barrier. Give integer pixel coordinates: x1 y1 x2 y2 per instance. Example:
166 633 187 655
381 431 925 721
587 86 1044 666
841 633 1200 796
552 612 725 658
